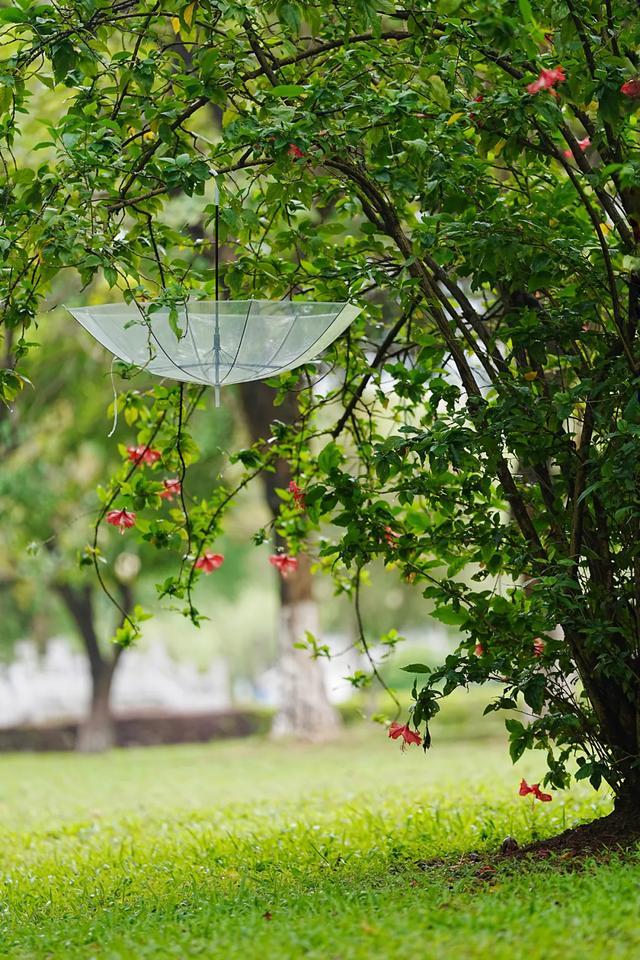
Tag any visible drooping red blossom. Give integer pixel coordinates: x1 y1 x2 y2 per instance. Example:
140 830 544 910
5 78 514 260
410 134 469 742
384 525 400 548
269 553 299 577
106 509 136 534
534 785 553 802
526 66 566 95
287 144 304 159
469 94 484 124
563 137 591 159
127 445 161 466
388 721 422 747
288 480 306 509
195 551 224 573
621 79 640 98
475 642 485 657
533 637 546 657
159 478 182 501
519 778 552 802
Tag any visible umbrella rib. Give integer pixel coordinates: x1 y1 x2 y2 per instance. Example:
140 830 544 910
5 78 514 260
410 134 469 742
252 309 300 379
143 309 211 385
218 300 253 384
262 305 347 376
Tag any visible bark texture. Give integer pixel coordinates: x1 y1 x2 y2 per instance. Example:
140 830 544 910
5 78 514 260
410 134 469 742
239 380 340 740
55 581 127 753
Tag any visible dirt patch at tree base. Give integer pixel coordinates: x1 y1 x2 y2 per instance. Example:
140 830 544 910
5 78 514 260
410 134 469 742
505 806 640 860
416 808 640 878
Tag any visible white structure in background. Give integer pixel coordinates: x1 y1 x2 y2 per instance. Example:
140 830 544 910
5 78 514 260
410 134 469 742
0 637 232 727
0 625 450 728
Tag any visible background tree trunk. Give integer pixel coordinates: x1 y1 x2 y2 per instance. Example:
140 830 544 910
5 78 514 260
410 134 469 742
76 651 121 753
239 381 341 740
54 582 126 753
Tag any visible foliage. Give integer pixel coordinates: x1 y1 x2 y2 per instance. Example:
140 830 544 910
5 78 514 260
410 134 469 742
2 1 640 801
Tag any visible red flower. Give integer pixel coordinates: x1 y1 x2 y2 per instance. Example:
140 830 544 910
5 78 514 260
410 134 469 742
195 551 224 573
159 478 182 501
621 79 640 98
384 525 400 548
526 66 566 95
469 94 484 124
475 642 485 657
287 144 304 159
127 445 161 466
288 480 305 509
519 778 552 802
106 509 136 534
533 637 546 657
388 721 422 747
269 554 299 577
563 137 591 158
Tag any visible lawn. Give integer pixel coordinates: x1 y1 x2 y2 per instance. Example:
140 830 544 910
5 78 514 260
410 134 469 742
0 722 638 960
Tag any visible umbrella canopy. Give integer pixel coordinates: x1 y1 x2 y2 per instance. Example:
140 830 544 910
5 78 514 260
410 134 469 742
67 299 360 388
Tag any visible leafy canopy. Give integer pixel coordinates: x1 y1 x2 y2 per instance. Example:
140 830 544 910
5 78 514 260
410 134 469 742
2 0 640 801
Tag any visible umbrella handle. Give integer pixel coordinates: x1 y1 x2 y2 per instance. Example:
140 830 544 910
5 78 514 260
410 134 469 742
213 172 221 405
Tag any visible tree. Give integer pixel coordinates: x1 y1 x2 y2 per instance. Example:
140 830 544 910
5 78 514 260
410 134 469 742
239 380 340 740
0 315 142 750
2 1 640 820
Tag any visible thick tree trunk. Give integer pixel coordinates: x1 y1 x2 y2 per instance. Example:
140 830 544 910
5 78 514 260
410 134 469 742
239 381 341 740
54 581 125 753
76 655 119 753
271 553 341 741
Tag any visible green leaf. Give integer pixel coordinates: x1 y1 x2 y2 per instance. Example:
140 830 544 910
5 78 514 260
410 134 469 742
0 7 29 21
518 0 534 23
266 85 306 98
427 75 450 111
400 663 431 674
317 441 342 473
276 1 302 31
431 605 465 626
522 675 546 714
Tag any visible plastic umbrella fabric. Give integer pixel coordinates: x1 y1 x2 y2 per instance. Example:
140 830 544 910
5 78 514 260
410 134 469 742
67 298 361 401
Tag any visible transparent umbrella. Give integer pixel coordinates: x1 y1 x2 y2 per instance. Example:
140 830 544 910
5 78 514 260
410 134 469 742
67 182 361 404
67 298 361 404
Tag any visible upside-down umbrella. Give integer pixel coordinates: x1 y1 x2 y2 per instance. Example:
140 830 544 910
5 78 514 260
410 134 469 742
67 298 360 404
67 185 361 404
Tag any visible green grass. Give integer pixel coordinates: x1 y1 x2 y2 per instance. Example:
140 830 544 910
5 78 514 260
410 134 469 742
0 725 637 960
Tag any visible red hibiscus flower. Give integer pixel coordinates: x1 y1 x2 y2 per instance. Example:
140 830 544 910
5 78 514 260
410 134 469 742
469 93 484 121
287 144 304 159
106 509 136 534
533 637 545 657
288 480 305 509
519 778 552 802
388 721 422 747
127 445 161 466
384 525 400 548
195 551 224 573
475 642 485 657
621 79 640 98
159 478 182 501
269 554 299 577
526 66 566 95
563 137 591 159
